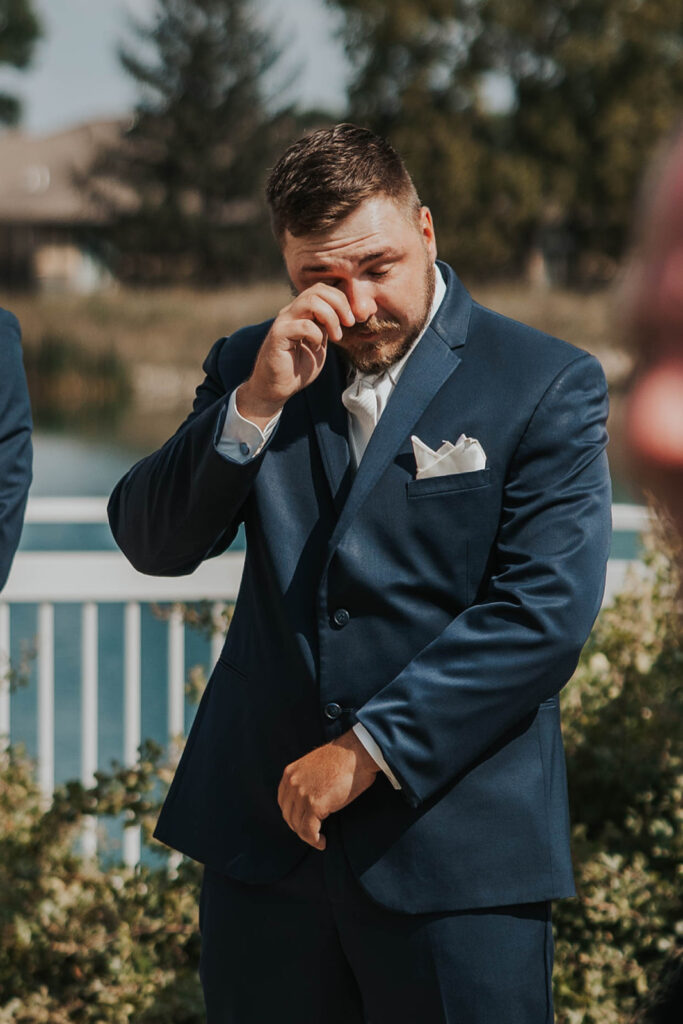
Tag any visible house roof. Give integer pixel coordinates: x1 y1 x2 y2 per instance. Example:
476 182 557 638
0 118 133 225
0 116 261 228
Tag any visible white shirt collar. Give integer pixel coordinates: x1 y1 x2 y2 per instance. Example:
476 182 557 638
348 264 447 388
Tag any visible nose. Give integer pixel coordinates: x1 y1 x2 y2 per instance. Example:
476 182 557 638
345 280 378 324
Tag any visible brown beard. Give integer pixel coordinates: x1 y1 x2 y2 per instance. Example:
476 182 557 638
338 261 436 374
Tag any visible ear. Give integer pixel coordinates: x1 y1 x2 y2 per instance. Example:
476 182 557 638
419 206 437 260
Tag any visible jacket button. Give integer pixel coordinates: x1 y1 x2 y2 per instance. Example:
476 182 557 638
324 702 342 720
332 608 350 628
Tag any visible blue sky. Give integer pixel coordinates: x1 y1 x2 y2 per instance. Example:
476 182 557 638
0 0 350 135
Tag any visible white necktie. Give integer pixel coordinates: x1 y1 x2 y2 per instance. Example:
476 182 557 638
341 374 383 466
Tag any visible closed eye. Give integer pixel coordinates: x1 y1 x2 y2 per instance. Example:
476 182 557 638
303 277 342 288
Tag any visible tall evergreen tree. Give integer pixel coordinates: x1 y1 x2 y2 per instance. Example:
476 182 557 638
468 0 683 275
91 0 291 283
0 0 42 125
327 0 683 279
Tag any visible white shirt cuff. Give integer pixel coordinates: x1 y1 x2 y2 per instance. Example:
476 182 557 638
216 388 281 462
352 723 401 790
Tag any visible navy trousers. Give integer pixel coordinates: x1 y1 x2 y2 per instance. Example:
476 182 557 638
199 818 555 1023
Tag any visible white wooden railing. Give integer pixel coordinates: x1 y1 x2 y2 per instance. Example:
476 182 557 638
0 498 650 866
0 497 243 867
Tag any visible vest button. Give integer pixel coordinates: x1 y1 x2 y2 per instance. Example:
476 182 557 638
324 702 342 720
332 608 350 628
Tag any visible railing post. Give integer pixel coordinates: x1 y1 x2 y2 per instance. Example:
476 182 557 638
166 603 185 877
211 602 226 667
168 604 185 749
81 601 99 858
123 601 141 868
37 602 54 802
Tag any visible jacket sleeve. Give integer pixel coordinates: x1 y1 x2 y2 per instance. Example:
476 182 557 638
108 334 263 576
0 310 33 591
355 352 612 807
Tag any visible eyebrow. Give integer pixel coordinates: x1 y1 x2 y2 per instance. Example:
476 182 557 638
300 249 400 274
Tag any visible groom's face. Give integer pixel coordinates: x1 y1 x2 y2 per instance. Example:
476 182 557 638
282 194 438 373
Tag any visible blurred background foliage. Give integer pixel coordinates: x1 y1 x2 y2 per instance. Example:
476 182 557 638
4 0 683 285
554 513 683 1022
62 0 683 284
326 0 683 279
21 334 132 430
0 0 42 126
0 514 681 1023
84 0 297 285
3 0 680 441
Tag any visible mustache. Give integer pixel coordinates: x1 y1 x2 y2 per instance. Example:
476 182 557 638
342 315 402 339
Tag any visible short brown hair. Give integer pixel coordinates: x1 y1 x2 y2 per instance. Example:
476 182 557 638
266 123 421 240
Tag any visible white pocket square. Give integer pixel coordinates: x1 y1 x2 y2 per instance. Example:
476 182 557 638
411 433 487 480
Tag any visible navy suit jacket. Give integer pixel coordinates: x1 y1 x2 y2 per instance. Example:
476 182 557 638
109 263 612 913
0 308 32 592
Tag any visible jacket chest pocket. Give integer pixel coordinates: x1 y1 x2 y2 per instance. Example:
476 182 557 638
405 467 491 498
401 467 499 606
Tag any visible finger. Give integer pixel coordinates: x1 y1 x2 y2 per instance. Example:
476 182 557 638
280 790 296 832
297 812 326 851
278 781 301 835
309 283 356 328
294 286 355 335
277 770 296 823
285 319 326 349
295 335 328 378
291 294 344 342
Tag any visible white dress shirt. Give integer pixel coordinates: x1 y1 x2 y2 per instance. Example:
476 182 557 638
216 266 447 789
341 268 446 468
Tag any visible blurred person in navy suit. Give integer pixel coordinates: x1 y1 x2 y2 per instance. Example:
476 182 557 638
109 125 612 1024
0 308 32 591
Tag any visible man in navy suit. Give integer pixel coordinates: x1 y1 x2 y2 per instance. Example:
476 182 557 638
109 124 612 1023
0 308 32 591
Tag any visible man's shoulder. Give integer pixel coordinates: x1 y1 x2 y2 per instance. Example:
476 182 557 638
470 299 591 369
438 265 601 383
467 298 602 387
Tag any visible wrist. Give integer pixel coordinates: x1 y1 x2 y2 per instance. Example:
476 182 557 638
236 381 283 426
333 729 380 775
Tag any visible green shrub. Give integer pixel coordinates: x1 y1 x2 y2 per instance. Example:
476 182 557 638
22 333 131 429
0 743 203 1023
554 515 683 1022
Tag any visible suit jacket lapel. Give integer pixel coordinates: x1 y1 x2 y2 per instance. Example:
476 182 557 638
326 262 473 556
304 344 353 515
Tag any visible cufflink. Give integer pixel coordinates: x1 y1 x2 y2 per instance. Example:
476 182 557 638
239 442 250 456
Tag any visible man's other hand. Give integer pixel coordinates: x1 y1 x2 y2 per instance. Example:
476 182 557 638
277 729 379 851
236 284 355 429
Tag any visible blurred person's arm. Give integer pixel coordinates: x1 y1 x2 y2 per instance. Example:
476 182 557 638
0 309 33 590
